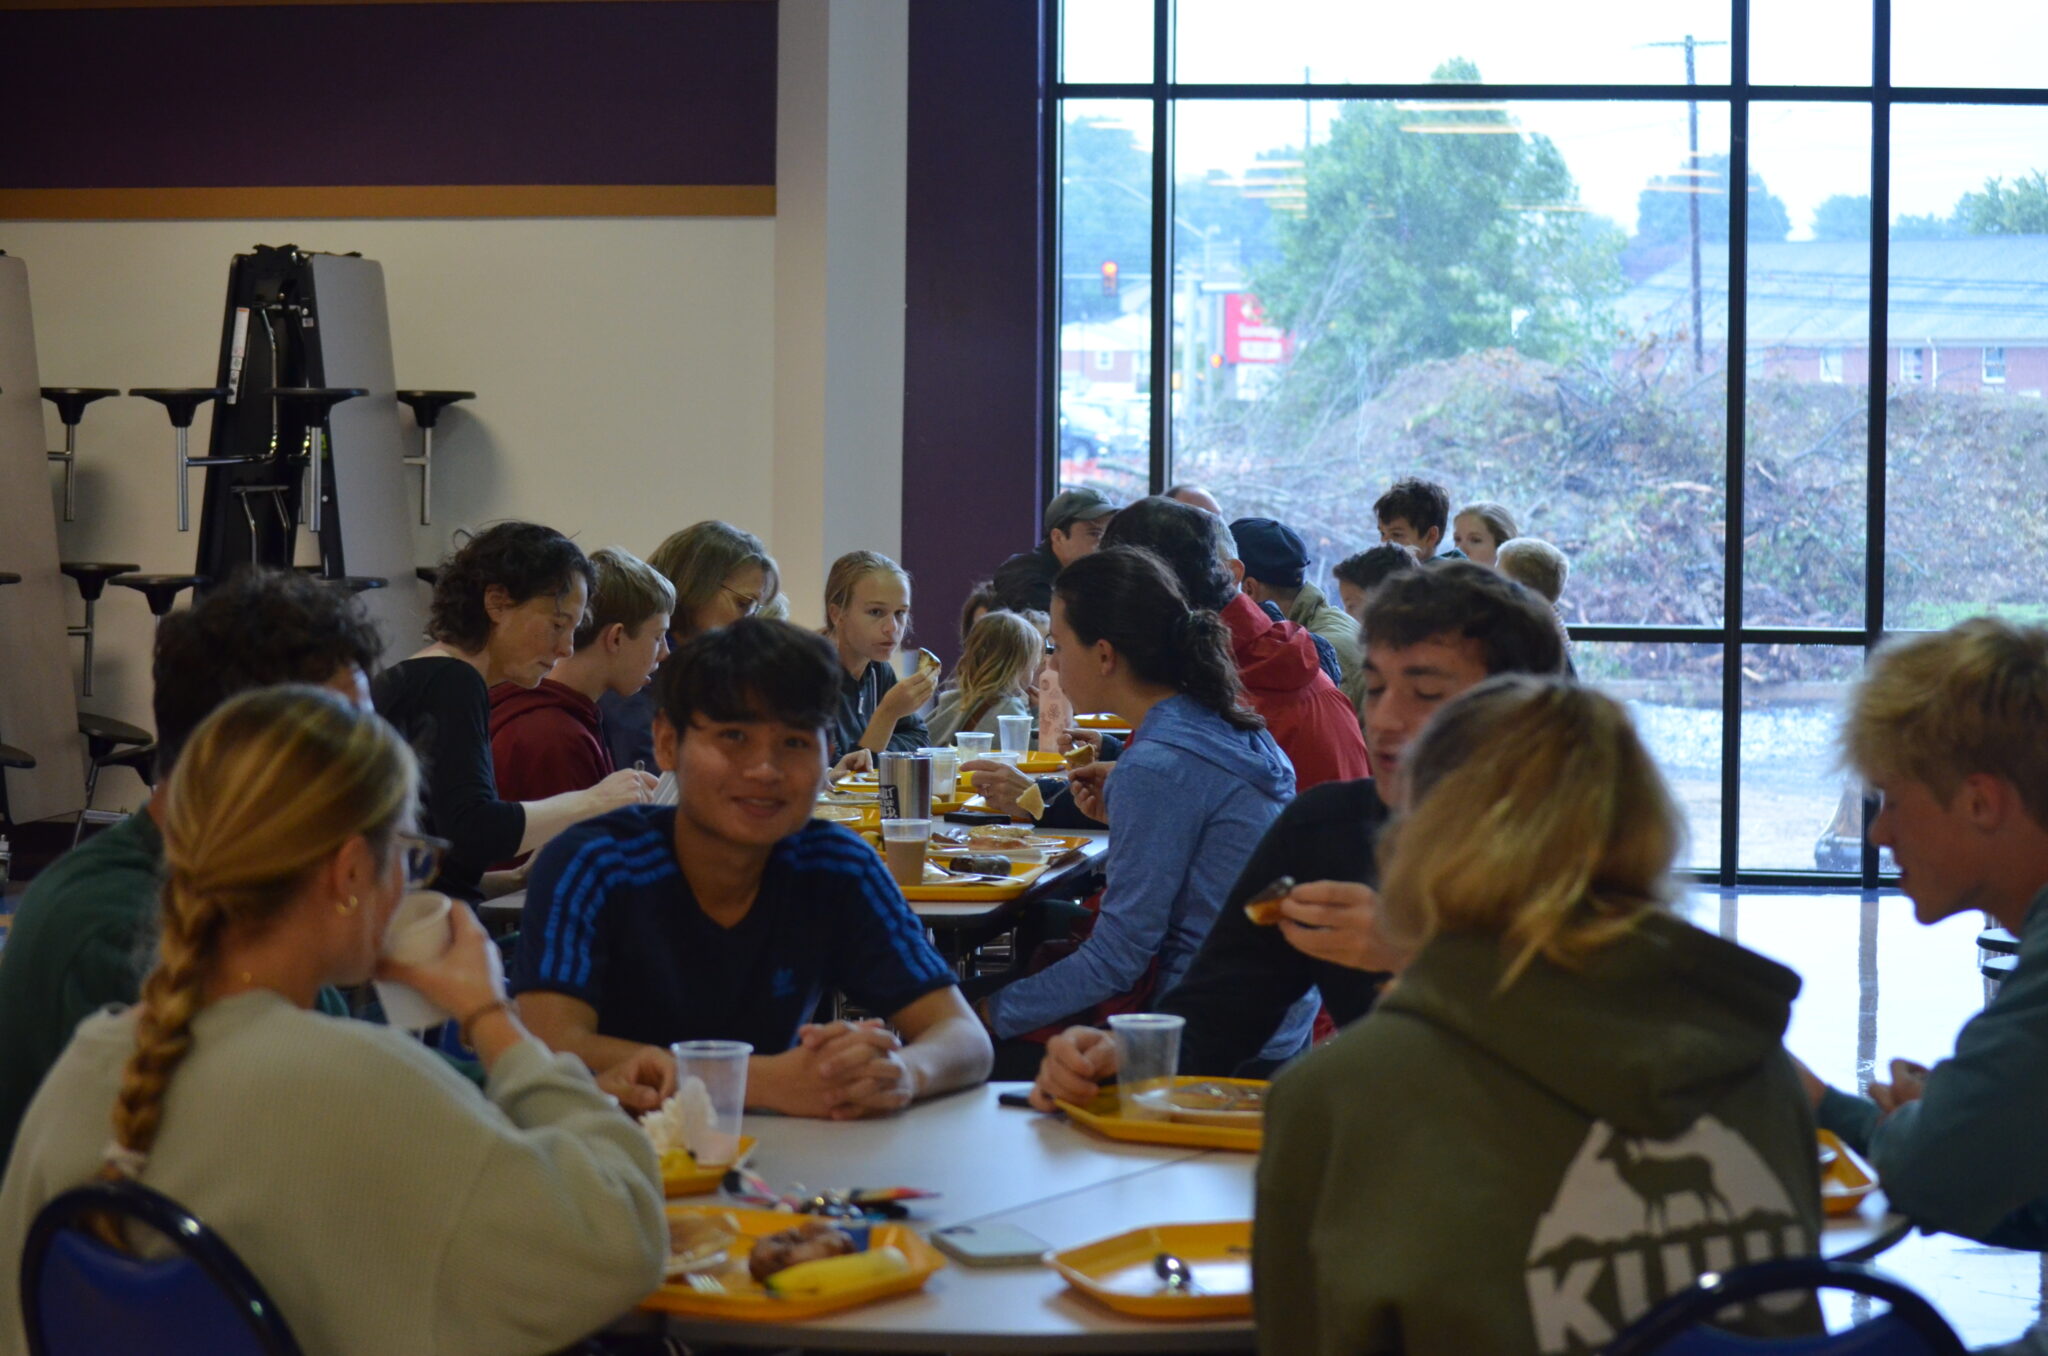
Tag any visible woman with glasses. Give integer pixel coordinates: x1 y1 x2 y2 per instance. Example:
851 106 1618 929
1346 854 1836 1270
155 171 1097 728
379 523 656 903
601 519 782 773
0 686 668 1355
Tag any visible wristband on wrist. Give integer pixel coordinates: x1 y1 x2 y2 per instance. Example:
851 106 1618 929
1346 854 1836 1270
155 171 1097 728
458 998 514 1049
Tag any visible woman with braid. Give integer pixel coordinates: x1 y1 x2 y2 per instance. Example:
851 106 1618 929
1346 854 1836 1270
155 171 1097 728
968 546 1295 1076
0 686 666 1356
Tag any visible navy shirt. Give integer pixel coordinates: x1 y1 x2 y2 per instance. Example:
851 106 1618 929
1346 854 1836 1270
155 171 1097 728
511 807 956 1053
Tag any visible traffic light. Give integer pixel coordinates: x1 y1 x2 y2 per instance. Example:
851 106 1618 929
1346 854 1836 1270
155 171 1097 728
1100 260 1119 296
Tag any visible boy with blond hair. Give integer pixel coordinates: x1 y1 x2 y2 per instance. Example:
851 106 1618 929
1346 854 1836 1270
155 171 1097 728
491 546 675 803
1796 617 2048 1249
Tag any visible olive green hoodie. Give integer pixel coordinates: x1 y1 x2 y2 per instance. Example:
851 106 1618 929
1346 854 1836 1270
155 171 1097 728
1255 911 1823 1355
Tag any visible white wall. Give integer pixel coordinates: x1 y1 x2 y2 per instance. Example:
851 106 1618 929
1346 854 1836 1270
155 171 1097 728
2 216 776 811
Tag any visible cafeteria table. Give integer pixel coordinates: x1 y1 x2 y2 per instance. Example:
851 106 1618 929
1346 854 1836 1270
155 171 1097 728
913 827 1110 972
624 1082 1912 1352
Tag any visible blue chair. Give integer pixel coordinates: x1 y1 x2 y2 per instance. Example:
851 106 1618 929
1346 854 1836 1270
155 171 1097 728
20 1179 302 1356
1607 1258 1965 1355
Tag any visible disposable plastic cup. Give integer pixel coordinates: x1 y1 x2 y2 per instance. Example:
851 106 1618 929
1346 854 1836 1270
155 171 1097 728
881 817 933 886
919 747 962 798
1109 1013 1185 1121
981 750 1021 770
953 730 994 757
668 1040 752 1165
997 713 1033 756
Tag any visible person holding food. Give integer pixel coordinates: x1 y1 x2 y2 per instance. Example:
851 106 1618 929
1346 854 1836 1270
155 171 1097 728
971 547 1293 1076
600 518 782 774
1254 677 1821 1354
821 550 935 768
0 686 668 1356
378 522 656 902
511 618 993 1119
928 609 1043 747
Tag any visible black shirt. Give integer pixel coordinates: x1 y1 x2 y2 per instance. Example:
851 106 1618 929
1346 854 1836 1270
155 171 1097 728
511 808 956 1051
372 657 526 902
1161 777 1392 1076
991 542 1060 614
829 661 931 763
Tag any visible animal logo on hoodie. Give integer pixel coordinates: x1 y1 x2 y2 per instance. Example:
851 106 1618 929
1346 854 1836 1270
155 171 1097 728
1523 1116 1813 1352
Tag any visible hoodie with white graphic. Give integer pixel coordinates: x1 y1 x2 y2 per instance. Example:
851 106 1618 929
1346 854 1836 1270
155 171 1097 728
1254 910 1824 1356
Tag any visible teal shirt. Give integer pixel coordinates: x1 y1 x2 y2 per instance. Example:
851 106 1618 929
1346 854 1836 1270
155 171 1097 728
1819 886 2048 1248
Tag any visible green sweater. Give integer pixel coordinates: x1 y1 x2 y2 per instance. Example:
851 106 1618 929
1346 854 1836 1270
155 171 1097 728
1255 912 1823 1355
1819 886 2048 1249
1286 583 1362 683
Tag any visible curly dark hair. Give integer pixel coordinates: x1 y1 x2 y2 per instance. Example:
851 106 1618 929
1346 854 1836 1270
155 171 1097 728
426 522 594 650
1373 478 1451 537
1333 543 1421 594
1098 495 1237 611
1361 560 1566 678
152 565 385 777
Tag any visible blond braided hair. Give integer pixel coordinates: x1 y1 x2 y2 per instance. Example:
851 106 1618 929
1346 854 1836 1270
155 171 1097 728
96 686 415 1219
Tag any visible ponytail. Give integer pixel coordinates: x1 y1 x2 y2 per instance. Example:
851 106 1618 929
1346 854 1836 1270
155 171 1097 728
1054 547 1263 732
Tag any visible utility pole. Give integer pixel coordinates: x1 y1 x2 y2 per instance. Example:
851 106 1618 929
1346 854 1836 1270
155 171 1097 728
1650 34 1727 375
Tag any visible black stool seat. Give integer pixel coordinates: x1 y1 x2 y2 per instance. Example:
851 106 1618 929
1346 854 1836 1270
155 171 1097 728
268 387 368 419
40 387 120 425
100 743 158 778
77 712 152 753
416 566 440 585
1980 926 2021 956
294 566 387 595
60 562 141 602
111 573 208 618
0 744 34 771
396 390 475 429
130 387 227 428
0 572 20 587
1984 952 2019 983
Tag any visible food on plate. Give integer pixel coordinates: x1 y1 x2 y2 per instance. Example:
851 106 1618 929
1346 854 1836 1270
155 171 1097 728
814 802 864 823
1242 876 1296 926
763 1245 911 1298
915 648 942 680
748 1219 860 1282
666 1211 742 1275
644 1078 718 1160
942 853 1013 877
1063 743 1097 771
1016 783 1046 819
1171 1082 1267 1113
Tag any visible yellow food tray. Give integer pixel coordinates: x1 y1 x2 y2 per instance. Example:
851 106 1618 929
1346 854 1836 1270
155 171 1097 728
640 1207 945 1321
1057 1078 1267 1153
660 1137 756 1198
1049 1220 1252 1320
1073 713 1132 734
899 859 1051 902
1819 1128 1878 1216
1017 751 1066 775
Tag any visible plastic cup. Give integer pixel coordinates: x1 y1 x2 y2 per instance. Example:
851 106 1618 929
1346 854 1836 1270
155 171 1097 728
919 746 962 799
880 817 933 886
669 1040 752 1165
1109 1013 1185 1121
375 892 460 1031
981 750 1021 770
953 730 994 757
997 713 1033 755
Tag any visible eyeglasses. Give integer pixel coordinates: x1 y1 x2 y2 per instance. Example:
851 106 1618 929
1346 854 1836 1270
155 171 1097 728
721 585 763 617
398 832 450 889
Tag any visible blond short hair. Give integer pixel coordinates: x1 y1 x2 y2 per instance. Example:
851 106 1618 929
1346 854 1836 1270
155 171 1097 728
574 547 676 650
1378 676 1681 987
1843 618 2048 826
1496 537 1569 603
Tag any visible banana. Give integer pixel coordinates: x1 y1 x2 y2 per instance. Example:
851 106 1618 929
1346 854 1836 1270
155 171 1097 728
762 1244 911 1297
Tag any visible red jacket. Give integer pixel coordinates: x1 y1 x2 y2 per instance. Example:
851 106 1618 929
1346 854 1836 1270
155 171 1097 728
488 678 613 806
1219 593 1372 792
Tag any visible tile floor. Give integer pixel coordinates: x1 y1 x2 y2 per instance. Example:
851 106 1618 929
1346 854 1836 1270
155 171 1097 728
1678 889 2044 1346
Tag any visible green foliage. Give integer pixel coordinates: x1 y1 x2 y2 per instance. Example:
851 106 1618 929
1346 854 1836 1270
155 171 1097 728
1635 153 1791 246
1248 59 1626 413
1060 116 1151 323
1955 170 2048 235
1811 194 1871 241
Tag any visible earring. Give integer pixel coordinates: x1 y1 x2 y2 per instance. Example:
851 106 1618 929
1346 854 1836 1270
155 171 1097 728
337 894 360 915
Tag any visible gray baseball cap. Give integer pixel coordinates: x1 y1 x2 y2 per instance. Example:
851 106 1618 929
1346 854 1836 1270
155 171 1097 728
1047 487 1120 533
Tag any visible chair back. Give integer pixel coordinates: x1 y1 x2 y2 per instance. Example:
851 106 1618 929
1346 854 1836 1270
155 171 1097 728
20 1180 302 1356
1606 1258 1965 1356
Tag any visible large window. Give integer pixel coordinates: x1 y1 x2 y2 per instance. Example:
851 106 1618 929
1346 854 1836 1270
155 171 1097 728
1050 0 2048 885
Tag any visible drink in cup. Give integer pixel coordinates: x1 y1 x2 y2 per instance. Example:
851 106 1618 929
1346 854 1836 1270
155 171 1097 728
668 1039 752 1165
918 746 962 799
997 713 1033 756
881 817 933 886
953 730 994 758
1108 1013 1185 1121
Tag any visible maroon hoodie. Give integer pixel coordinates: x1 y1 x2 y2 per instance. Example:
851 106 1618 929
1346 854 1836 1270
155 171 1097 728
488 678 613 806
1219 593 1372 791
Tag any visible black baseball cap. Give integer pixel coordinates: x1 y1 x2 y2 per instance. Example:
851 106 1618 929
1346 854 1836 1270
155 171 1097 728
1231 517 1310 589
1047 488 1120 534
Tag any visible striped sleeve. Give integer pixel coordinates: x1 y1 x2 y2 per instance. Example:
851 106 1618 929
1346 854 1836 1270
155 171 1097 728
513 822 674 1004
787 827 955 1017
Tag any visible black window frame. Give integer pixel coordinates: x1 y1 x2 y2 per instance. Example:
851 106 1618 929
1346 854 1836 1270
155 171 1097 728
1041 0 2048 889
